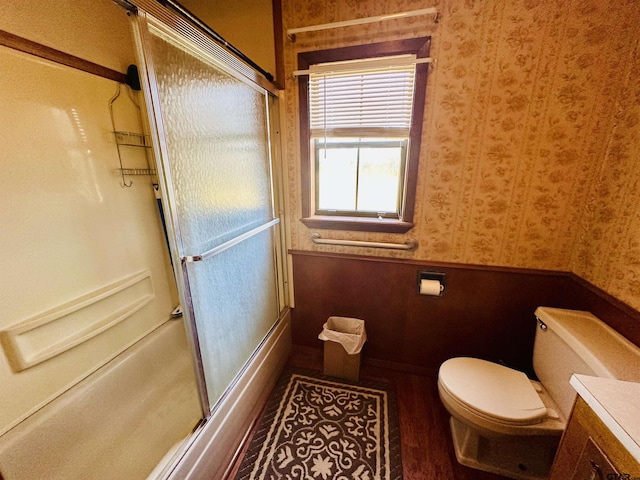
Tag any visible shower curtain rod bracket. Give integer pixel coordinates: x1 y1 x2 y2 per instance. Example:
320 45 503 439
126 64 141 91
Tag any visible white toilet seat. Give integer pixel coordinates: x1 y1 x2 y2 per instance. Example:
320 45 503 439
438 357 548 427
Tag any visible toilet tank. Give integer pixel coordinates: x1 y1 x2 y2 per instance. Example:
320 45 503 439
532 307 640 419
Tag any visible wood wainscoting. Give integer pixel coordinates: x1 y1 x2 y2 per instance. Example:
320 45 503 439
289 251 640 377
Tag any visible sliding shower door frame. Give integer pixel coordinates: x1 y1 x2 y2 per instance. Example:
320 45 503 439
130 8 287 419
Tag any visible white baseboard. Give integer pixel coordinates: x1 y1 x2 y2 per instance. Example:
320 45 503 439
168 310 292 480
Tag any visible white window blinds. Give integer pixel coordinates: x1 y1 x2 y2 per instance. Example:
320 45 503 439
309 59 416 138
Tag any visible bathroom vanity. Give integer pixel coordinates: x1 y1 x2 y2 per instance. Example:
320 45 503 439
549 375 640 479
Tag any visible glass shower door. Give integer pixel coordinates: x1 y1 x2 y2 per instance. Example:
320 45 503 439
133 18 283 412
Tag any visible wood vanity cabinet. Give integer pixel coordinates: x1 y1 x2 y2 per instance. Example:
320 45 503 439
550 397 640 480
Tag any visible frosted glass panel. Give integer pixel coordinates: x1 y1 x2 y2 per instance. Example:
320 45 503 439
150 32 273 254
186 229 278 405
141 25 281 411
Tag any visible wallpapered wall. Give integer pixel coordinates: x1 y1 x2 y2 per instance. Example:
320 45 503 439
281 0 640 310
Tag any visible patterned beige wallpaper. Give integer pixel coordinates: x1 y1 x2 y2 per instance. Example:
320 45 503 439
571 32 640 310
281 0 640 309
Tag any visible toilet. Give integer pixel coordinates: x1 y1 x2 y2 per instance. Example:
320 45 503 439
437 307 640 480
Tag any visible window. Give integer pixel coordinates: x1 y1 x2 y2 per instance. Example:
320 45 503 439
315 138 407 216
298 38 431 233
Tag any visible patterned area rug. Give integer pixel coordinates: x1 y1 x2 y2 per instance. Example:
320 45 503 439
235 368 402 480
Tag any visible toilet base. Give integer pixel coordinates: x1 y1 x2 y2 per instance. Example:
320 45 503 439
449 417 559 480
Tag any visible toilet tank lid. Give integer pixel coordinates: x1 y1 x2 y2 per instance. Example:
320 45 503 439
535 307 640 382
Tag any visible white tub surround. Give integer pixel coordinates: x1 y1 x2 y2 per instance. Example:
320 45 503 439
0 320 202 480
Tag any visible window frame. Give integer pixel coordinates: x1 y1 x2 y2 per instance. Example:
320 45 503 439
298 37 431 233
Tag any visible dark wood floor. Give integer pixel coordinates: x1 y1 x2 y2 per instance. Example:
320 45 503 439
227 347 510 480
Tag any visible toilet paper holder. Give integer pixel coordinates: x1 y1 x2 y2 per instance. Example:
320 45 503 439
417 271 446 296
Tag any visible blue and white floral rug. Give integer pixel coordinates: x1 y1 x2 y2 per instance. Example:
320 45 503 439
235 367 402 480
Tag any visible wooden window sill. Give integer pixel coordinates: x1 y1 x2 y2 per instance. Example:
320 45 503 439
301 216 414 233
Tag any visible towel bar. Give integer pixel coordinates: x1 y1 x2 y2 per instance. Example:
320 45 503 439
310 232 417 251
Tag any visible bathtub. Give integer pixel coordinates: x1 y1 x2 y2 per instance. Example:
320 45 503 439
0 319 202 480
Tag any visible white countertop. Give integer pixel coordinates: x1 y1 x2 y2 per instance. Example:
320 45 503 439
570 374 640 463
